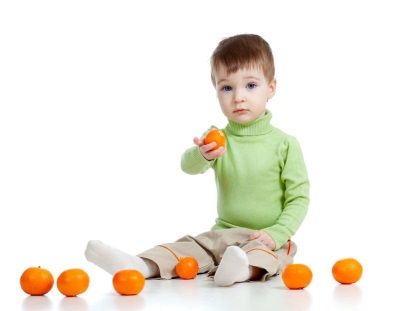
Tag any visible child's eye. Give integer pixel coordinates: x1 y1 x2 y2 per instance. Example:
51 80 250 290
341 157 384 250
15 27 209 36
222 86 232 92
247 83 257 89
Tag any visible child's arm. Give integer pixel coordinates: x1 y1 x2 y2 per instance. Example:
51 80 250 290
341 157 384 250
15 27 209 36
181 130 226 175
263 136 310 250
180 144 212 175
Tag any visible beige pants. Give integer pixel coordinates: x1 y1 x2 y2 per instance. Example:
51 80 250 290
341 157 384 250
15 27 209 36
138 228 296 281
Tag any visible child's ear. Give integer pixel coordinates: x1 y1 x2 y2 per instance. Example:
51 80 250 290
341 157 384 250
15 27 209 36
268 79 277 99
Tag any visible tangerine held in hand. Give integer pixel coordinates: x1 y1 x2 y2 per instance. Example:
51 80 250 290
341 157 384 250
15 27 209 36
176 256 199 280
113 270 146 295
204 129 226 150
282 264 313 290
332 258 363 284
57 268 90 297
20 266 54 296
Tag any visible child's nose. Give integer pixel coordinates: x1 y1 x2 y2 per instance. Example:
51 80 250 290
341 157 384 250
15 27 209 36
233 91 245 103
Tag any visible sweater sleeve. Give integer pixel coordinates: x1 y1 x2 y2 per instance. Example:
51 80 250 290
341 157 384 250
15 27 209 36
264 136 310 249
181 146 214 175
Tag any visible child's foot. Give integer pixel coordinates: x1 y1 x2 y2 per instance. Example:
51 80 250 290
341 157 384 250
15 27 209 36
214 246 252 287
84 240 158 277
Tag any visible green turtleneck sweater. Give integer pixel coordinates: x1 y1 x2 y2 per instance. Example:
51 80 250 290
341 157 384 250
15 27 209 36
181 111 309 250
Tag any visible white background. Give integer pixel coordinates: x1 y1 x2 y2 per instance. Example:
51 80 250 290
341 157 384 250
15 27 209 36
1 0 399 309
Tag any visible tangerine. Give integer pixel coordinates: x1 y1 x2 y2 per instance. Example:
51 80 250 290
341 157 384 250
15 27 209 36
176 256 199 280
332 258 363 284
282 264 313 290
204 129 226 151
112 270 146 295
56 268 90 297
20 266 54 296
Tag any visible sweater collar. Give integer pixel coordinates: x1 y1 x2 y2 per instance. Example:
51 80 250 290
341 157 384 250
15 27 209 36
225 110 273 136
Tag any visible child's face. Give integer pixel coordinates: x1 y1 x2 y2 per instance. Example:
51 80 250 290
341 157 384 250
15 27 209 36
214 65 276 124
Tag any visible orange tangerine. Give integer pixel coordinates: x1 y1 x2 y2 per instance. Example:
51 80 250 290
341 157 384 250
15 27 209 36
20 266 54 296
332 258 363 284
204 129 226 150
57 268 90 297
113 270 145 295
176 257 199 280
282 264 313 290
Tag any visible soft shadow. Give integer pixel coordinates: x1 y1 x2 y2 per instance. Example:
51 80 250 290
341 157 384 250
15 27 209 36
280 288 313 311
58 296 89 311
21 296 53 311
237 282 312 311
333 284 362 308
174 278 200 299
110 295 145 310
93 293 146 311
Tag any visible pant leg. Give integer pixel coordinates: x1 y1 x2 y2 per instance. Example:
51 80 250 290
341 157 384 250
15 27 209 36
242 240 297 281
138 228 297 281
137 228 254 279
206 237 297 282
137 236 213 279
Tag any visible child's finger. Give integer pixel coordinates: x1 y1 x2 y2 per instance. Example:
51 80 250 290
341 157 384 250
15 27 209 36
248 231 261 241
193 137 204 146
201 142 217 152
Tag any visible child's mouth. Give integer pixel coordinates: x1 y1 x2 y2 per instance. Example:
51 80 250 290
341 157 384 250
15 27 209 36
234 109 248 114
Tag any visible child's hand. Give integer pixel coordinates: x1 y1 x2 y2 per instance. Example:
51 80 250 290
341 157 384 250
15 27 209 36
193 137 226 161
247 230 276 250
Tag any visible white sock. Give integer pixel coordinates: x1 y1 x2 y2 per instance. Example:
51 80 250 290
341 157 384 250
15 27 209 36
214 246 252 287
84 240 158 278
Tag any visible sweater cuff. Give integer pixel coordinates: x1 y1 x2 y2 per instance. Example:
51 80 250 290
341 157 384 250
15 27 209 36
181 146 214 175
263 228 289 250
193 146 214 163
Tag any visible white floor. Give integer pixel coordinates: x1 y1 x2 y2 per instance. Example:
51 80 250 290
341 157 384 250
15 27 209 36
12 267 391 311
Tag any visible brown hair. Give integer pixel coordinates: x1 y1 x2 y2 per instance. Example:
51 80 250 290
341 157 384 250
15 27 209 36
210 34 275 87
